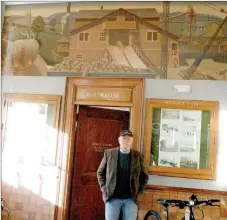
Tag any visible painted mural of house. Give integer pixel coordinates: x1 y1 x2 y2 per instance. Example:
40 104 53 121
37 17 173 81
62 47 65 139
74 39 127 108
65 7 180 68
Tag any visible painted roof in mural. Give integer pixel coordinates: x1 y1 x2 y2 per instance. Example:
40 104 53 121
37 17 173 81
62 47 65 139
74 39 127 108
75 8 160 19
71 8 179 41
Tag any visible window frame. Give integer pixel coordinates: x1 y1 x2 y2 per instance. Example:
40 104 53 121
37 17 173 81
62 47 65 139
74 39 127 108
99 32 106 41
146 31 159 42
78 32 90 42
2 93 61 165
171 42 178 51
76 54 83 59
143 98 219 180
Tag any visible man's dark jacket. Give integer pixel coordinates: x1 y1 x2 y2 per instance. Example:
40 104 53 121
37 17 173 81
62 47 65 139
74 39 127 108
97 147 149 203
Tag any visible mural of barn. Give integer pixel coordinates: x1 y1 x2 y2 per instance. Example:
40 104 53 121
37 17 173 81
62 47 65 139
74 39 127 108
1 1 227 80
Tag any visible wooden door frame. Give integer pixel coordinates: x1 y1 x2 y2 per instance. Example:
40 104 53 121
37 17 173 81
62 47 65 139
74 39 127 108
58 77 144 220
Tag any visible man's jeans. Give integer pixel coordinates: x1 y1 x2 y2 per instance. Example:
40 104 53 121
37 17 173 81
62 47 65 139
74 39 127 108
105 197 138 220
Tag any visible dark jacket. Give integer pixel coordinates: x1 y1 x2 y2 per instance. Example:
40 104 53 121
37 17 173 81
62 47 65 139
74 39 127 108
97 147 149 203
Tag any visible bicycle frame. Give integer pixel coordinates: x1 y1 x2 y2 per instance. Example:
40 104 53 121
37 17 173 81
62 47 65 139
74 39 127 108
185 206 195 220
160 203 196 220
144 194 220 220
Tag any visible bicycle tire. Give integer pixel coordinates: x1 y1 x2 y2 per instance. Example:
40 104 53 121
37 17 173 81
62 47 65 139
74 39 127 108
144 210 162 220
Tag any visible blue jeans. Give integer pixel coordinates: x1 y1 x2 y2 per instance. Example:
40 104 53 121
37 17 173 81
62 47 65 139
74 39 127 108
105 197 138 220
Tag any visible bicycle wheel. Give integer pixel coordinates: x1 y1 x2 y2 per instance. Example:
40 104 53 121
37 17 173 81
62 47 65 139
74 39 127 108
144 210 162 220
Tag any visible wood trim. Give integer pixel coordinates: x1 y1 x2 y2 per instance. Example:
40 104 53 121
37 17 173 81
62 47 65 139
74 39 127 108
146 185 227 197
143 98 219 180
74 100 133 107
149 99 219 109
59 77 144 220
3 93 61 103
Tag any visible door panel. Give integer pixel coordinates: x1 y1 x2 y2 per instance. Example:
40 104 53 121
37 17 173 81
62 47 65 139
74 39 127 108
69 106 130 220
109 29 129 46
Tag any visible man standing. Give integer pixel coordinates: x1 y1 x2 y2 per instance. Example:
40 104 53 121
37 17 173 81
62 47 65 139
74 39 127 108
97 130 149 220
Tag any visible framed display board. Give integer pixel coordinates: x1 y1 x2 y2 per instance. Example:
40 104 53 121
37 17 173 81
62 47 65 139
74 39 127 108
143 99 219 180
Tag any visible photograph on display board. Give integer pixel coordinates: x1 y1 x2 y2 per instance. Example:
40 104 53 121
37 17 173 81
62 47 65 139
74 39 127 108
180 156 199 169
157 108 202 168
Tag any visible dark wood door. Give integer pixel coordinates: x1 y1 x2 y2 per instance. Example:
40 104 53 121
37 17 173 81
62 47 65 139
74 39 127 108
69 105 130 220
109 30 129 46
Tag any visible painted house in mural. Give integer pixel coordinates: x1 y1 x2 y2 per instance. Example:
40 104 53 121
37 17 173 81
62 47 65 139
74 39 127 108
57 7 180 69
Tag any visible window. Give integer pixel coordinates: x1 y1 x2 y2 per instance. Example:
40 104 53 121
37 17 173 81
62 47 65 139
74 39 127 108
61 44 68 48
78 32 89 41
99 32 106 41
172 42 178 51
132 32 140 42
118 11 124 16
153 32 158 41
147 31 158 41
221 45 227 51
107 17 117 21
2 94 61 166
125 17 135 21
76 54 83 59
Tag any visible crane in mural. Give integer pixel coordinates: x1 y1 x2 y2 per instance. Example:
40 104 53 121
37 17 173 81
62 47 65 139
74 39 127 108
161 5 196 38
160 3 196 79
160 1 170 79
180 15 227 79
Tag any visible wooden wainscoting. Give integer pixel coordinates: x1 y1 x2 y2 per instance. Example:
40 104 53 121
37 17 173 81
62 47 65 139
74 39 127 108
137 185 227 220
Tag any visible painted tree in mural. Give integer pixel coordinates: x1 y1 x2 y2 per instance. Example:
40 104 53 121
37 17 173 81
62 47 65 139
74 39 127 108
31 16 45 37
50 18 56 27
49 18 56 32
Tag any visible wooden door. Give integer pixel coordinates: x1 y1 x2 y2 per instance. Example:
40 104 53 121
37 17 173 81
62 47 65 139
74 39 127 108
69 105 130 220
109 30 129 46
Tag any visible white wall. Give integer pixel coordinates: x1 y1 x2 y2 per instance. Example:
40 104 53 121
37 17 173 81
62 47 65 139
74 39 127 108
2 76 227 192
1 1 5 28
144 79 227 191
2 76 66 94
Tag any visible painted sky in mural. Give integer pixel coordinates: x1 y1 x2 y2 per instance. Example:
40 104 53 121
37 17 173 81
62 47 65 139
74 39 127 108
2 1 227 80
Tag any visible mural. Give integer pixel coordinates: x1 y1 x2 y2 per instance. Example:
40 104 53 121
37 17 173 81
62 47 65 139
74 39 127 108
1 1 227 80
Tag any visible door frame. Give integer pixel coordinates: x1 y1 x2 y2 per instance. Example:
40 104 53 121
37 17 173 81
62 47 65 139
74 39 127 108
58 77 144 220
